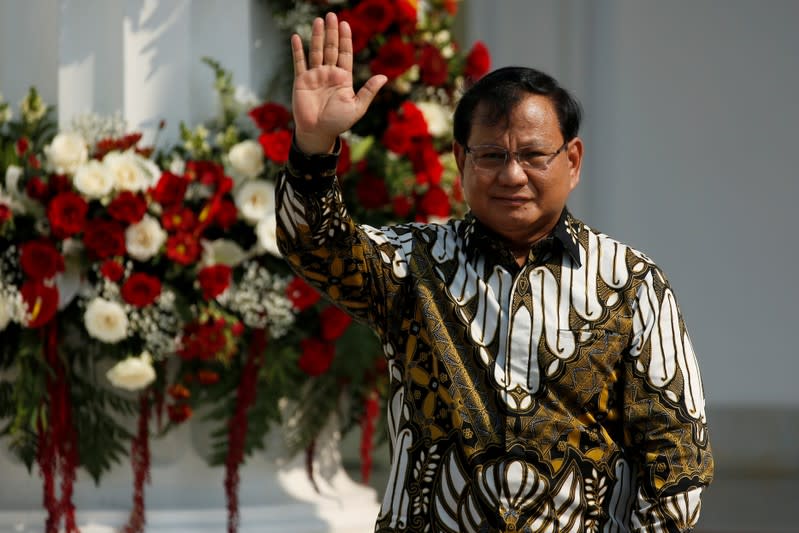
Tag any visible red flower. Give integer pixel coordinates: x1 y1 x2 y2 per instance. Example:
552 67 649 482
168 384 191 400
444 0 459 15
47 191 88 238
298 337 335 376
15 137 30 155
319 305 353 341
167 404 192 423
338 10 371 53
48 174 72 195
258 129 292 164
121 272 162 308
381 120 413 155
213 199 238 230
186 160 226 187
248 102 291 132
392 195 413 218
108 191 147 224
178 318 228 361
198 264 232 300
395 0 418 35
0 204 12 224
83 219 126 259
161 206 197 232
369 36 416 80
150 172 188 207
286 276 321 311
166 232 201 265
356 173 389 209
418 185 451 218
27 154 41 170
382 102 429 155
465 41 491 80
410 142 444 185
353 0 395 34
26 177 49 201
20 240 64 281
100 259 125 282
419 45 449 86
20 281 59 328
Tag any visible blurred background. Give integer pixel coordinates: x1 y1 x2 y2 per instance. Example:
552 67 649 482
1 0 797 531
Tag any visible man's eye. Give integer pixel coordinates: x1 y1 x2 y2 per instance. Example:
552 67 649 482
520 152 546 165
479 151 506 161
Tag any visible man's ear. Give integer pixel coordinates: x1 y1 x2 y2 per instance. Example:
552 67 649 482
453 141 466 175
567 137 584 190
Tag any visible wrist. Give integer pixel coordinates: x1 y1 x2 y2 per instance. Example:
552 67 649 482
294 132 337 155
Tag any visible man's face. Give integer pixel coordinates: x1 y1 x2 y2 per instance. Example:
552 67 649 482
454 93 583 249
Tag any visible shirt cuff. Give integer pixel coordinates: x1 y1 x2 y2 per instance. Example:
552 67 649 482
285 136 341 193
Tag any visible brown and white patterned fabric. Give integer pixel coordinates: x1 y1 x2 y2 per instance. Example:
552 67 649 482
276 141 714 533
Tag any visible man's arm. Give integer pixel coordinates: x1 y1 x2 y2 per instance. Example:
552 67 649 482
624 264 714 531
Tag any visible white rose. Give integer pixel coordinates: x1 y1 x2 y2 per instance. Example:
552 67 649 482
228 140 265 179
416 101 451 138
84 297 129 344
106 351 156 391
0 292 11 331
234 180 275 224
125 214 166 261
104 150 159 192
73 160 114 198
45 132 88 175
256 212 281 257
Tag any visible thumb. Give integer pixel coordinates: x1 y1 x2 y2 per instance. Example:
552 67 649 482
354 75 388 117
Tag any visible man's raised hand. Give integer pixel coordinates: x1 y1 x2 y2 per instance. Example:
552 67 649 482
291 12 387 154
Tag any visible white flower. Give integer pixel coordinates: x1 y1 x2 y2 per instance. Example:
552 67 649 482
45 132 89 175
169 156 186 175
416 101 451 138
228 140 265 179
5 164 22 193
84 297 129 344
0 292 11 331
73 160 114 199
125 214 166 261
104 150 159 192
234 180 275 224
256 212 281 257
234 85 259 108
106 351 156 391
201 238 248 267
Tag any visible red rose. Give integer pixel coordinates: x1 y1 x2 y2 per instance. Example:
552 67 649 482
100 259 125 281
15 137 29 155
186 160 226 187
161 206 197 232
319 305 353 341
20 240 64 281
121 272 162 307
258 129 293 164
369 36 416 80
83 219 126 259
356 173 389 209
337 138 352 176
410 142 444 185
395 0 418 35
108 191 147 224
419 44 449 86
353 0 395 34
179 318 227 361
298 337 335 376
197 264 232 300
399 102 429 136
392 195 413 218
20 281 59 328
465 41 491 80
166 232 201 265
418 185 451 218
26 177 50 202
151 171 187 207
248 102 291 132
286 276 321 311
213 199 238 230
338 10 371 53
381 120 413 155
47 191 88 238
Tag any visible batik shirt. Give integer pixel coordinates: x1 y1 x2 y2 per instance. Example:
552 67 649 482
276 141 714 533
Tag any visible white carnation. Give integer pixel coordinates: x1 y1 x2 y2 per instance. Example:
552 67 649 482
256 212 281 257
104 150 159 192
125 214 166 261
45 132 89 175
416 101 451 138
228 140 265 179
84 297 129 343
234 180 275 224
106 351 156 391
73 159 114 198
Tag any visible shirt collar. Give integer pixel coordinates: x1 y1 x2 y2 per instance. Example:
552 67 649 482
461 208 582 268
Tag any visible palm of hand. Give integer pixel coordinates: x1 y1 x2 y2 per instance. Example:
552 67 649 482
293 65 360 138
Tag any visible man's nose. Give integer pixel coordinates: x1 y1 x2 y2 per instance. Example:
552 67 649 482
496 156 528 185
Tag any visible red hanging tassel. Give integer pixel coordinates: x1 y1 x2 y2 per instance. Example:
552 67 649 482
360 389 380 485
224 328 266 533
123 392 151 533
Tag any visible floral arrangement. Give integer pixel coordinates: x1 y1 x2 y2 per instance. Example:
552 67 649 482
0 1 490 532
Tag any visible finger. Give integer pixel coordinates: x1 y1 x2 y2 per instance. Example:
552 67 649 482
337 20 353 73
309 17 324 68
323 12 339 66
355 75 388 116
291 34 307 77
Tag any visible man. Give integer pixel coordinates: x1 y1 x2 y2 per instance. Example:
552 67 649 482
277 12 713 532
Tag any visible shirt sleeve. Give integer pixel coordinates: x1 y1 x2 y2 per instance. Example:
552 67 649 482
624 263 714 531
275 137 408 333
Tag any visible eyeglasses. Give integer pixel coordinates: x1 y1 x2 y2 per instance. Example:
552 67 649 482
464 141 569 172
